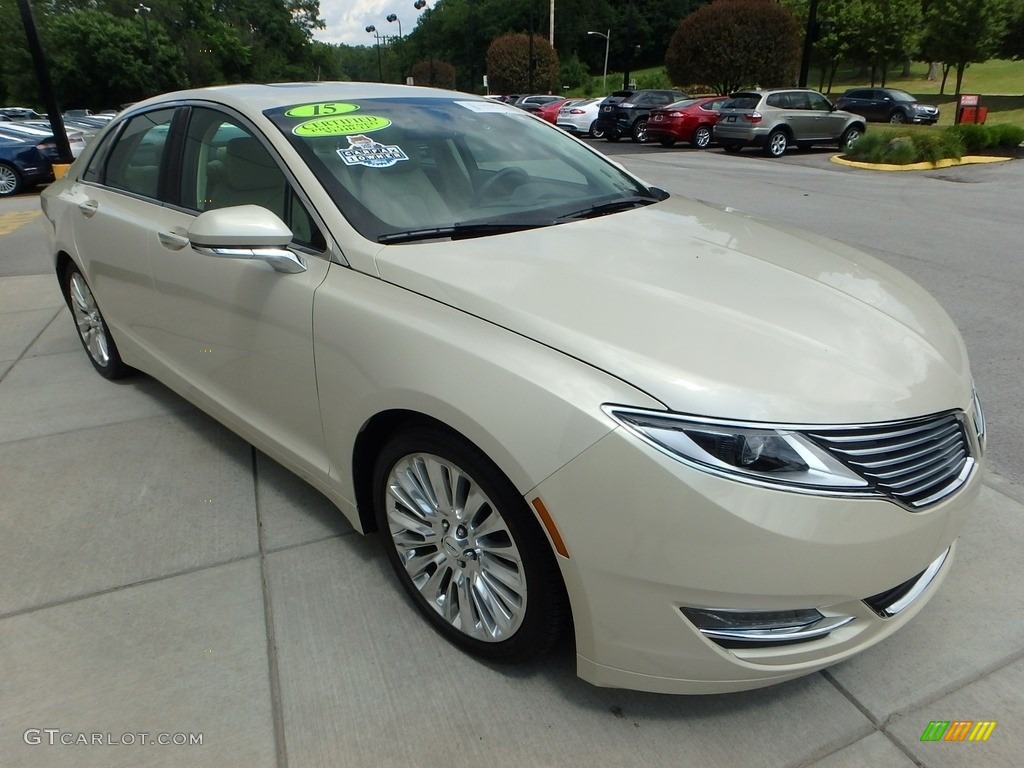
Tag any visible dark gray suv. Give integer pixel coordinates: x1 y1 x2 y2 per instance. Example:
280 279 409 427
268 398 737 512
593 89 687 143
715 89 865 157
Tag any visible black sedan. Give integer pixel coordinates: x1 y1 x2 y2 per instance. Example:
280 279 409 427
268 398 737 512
835 88 940 125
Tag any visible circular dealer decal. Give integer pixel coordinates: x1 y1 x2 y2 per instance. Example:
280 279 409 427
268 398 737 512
293 115 391 137
284 102 359 118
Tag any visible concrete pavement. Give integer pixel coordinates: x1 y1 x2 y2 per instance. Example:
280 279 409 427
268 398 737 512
2 204 1023 768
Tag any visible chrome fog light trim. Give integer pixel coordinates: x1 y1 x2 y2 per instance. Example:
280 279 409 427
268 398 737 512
865 547 950 618
681 607 855 647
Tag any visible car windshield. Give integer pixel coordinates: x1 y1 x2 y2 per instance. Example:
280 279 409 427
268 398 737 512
266 97 657 243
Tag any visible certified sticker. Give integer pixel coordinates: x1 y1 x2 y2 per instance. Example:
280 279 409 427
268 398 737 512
285 102 359 118
337 135 408 168
293 115 391 137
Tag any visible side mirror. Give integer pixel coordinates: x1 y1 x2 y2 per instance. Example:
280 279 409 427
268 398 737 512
188 205 306 274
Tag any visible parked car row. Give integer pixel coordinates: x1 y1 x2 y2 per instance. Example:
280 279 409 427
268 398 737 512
551 87 873 158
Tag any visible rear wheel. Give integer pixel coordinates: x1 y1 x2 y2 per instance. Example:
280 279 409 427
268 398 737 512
64 263 130 379
631 119 649 143
374 427 568 662
588 121 605 139
0 162 22 197
722 143 742 154
764 129 788 157
605 133 620 142
692 126 712 149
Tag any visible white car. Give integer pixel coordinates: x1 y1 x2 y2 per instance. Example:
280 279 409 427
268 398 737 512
41 83 985 695
555 97 604 138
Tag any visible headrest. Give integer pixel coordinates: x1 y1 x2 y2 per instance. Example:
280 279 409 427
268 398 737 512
224 137 280 191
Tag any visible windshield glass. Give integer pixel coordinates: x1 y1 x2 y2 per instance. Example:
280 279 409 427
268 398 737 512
265 97 656 243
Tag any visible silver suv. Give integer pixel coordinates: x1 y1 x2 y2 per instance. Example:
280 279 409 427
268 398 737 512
715 89 865 157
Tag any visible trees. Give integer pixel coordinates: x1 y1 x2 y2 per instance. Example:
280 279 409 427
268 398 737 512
3 0 327 108
851 0 921 86
921 0 1013 94
485 32 559 93
411 59 457 88
664 0 801 94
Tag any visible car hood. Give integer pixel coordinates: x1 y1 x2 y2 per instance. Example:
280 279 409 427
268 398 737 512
373 197 971 424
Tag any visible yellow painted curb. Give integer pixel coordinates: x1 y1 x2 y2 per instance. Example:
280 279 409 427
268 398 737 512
830 155 1012 171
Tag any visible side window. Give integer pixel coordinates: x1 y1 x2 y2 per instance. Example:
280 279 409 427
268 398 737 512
807 93 831 111
81 127 120 184
104 109 176 198
766 94 787 108
180 108 324 251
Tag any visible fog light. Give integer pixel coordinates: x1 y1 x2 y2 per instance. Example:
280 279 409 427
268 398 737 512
681 607 854 648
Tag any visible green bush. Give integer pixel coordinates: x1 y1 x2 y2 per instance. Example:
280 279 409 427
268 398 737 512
845 132 889 163
988 123 1024 148
911 130 964 164
947 124 992 152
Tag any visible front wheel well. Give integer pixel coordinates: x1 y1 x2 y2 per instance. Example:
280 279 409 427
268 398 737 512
55 251 76 303
352 409 474 533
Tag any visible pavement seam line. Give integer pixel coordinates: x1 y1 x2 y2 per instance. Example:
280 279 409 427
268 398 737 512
265 530 355 556
0 306 61 384
0 552 260 621
255 447 290 768
819 669 928 767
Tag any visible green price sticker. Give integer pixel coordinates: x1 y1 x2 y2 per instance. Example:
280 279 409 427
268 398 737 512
293 115 392 137
284 102 359 118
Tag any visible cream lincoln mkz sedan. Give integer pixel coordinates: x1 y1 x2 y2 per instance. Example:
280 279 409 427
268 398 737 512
42 83 985 694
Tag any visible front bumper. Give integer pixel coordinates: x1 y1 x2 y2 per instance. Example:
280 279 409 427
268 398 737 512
531 425 981 694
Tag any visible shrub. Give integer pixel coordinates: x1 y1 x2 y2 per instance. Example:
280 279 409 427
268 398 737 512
947 124 992 152
845 132 889 163
988 123 1024 148
911 130 963 164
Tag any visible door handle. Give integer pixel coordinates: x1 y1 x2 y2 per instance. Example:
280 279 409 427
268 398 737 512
78 200 99 217
158 230 189 250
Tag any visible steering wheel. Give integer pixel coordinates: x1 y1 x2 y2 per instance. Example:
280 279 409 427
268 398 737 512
472 167 530 206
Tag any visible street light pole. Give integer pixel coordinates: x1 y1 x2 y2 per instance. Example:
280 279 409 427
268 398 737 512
587 30 609 94
386 13 402 38
135 3 156 95
366 25 383 82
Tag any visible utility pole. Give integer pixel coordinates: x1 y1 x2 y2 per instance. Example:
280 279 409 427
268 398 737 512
15 0 73 163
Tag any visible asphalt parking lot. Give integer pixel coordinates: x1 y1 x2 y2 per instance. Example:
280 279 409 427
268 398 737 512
2 146 1022 768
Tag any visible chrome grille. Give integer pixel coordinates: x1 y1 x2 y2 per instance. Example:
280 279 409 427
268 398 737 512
806 413 972 509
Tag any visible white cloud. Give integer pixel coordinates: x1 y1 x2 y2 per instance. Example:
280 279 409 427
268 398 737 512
315 0 416 47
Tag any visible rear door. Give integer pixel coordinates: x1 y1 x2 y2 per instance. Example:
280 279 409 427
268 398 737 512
62 107 178 348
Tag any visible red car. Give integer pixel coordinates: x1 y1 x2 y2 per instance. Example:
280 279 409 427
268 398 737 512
536 98 572 124
646 96 727 148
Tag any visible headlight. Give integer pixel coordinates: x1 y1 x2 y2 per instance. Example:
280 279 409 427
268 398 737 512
604 406 868 491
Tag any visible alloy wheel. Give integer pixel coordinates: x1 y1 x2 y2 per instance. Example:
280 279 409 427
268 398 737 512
69 271 111 368
0 163 20 196
383 451 528 642
693 126 712 149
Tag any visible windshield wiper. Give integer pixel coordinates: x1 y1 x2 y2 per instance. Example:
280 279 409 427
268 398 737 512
378 221 548 244
555 195 661 222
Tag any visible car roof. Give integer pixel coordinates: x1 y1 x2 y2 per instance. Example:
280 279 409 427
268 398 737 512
121 82 475 116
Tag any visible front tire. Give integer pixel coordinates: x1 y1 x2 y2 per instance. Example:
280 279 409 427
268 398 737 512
0 162 22 197
605 133 620 142
63 264 130 379
373 427 568 662
839 125 862 151
659 138 676 148
722 143 742 153
692 126 712 149
764 129 788 157
889 110 907 124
